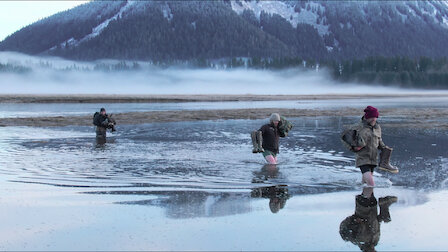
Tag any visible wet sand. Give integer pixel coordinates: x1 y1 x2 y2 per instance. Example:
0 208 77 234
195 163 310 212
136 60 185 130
0 107 447 129
1 93 448 103
0 94 447 128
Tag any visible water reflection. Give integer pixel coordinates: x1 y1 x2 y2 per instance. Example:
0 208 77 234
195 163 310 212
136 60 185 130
115 191 252 219
114 164 290 218
339 187 397 252
251 185 290 213
251 164 290 213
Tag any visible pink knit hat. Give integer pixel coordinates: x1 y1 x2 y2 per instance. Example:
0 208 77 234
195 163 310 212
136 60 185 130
364 106 379 119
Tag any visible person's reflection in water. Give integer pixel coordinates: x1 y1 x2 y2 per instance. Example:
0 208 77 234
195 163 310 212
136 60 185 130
339 187 397 252
251 185 290 213
251 164 290 213
252 164 279 183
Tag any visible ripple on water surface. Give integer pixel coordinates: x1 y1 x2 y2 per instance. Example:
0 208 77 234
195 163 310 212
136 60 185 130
0 117 446 195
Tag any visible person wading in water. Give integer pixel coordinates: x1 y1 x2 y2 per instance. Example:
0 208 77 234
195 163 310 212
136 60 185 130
342 106 399 187
93 107 116 144
252 113 282 164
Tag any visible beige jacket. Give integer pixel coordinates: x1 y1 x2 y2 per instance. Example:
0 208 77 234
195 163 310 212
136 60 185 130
355 119 386 167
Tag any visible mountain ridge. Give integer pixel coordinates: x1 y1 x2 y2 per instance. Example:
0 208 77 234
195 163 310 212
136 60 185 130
1 0 448 61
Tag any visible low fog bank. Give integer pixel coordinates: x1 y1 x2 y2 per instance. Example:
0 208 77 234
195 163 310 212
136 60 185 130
0 51 446 95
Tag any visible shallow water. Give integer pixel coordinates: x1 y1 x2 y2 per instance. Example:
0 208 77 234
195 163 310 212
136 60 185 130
1 96 447 118
1 116 446 191
1 111 448 249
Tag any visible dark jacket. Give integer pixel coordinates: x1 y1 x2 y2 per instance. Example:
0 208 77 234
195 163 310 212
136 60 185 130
259 123 280 154
93 113 108 128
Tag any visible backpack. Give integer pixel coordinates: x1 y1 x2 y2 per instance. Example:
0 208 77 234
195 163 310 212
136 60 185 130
278 116 293 137
93 112 99 126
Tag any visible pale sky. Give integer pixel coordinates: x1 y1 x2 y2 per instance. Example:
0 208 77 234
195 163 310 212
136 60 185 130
0 1 87 41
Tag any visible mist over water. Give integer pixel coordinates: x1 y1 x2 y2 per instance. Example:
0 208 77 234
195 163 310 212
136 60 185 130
1 51 445 95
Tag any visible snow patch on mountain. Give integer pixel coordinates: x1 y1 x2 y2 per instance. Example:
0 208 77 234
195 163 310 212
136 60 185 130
162 2 173 21
51 1 136 51
420 1 439 23
231 0 329 36
404 1 448 27
429 0 448 26
443 1 448 9
80 1 136 43
404 2 418 17
394 5 409 23
443 16 448 26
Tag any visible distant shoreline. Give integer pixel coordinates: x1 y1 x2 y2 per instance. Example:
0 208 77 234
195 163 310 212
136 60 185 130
0 93 448 103
1 107 447 129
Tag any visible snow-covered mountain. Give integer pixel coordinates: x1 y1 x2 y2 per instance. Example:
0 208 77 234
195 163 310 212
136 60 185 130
1 0 448 61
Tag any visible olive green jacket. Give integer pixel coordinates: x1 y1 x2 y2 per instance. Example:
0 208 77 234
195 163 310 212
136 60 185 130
355 119 386 167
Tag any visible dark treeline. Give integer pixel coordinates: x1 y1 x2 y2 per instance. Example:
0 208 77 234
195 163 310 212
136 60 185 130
172 56 448 89
2 56 448 89
328 57 448 89
93 61 141 72
0 63 31 74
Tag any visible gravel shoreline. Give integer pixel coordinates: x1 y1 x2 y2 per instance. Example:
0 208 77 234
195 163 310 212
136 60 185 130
1 94 447 103
1 107 447 129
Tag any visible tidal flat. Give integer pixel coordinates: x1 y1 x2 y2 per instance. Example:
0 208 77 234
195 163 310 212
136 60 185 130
0 96 447 250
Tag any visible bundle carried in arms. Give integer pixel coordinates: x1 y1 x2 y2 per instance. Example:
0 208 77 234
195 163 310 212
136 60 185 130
279 116 293 137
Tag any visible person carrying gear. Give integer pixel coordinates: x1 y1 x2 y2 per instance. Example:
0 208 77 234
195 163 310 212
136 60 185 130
341 106 398 187
251 113 292 164
93 107 116 142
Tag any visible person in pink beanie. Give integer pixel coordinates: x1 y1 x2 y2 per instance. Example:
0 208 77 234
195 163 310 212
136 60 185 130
348 106 399 186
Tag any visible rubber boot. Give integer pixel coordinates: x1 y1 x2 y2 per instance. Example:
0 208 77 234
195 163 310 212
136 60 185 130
256 130 264 153
378 196 397 223
379 147 399 174
251 131 259 153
